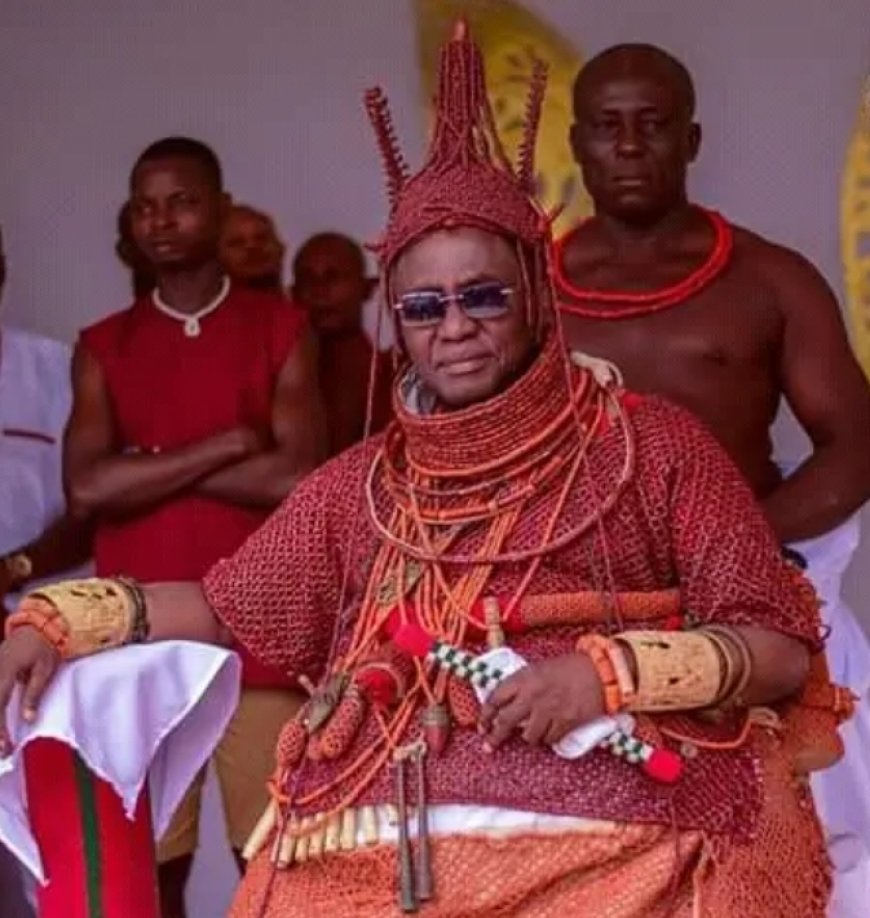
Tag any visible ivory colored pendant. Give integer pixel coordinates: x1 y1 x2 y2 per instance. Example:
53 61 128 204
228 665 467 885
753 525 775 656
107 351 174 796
309 820 325 859
324 813 342 853
242 799 277 862
294 817 312 863
272 816 297 869
483 596 505 649
360 806 378 845
339 808 357 851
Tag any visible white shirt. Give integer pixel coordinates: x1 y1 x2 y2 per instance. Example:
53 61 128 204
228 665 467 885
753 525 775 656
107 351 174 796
0 326 72 559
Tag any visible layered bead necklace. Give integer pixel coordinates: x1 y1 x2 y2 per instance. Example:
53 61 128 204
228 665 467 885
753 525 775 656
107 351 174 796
269 336 637 829
554 208 734 320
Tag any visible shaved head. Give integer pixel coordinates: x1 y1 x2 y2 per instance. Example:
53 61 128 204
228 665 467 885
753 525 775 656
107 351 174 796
573 44 696 120
569 43 700 222
293 232 366 277
292 232 371 334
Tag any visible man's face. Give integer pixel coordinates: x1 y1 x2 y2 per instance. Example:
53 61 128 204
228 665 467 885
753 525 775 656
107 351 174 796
292 238 370 334
570 73 699 221
391 227 535 410
220 209 285 287
128 156 224 271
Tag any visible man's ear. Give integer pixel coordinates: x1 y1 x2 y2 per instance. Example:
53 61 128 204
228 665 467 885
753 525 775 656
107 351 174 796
218 192 233 225
687 123 702 163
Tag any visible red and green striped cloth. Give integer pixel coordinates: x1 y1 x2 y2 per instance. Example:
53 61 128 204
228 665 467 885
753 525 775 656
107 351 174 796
23 739 160 918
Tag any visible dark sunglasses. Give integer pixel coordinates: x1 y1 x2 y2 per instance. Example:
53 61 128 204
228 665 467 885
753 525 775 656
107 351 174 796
393 281 514 327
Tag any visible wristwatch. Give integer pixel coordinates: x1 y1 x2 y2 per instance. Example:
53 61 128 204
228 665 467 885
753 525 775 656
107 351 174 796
2 552 33 587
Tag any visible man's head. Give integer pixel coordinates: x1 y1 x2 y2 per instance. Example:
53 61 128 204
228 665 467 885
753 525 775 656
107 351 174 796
367 20 551 410
292 233 373 335
570 44 700 223
391 226 537 409
128 136 228 273
220 204 285 290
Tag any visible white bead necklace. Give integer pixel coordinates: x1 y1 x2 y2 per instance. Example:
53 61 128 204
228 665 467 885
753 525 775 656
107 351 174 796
151 275 231 338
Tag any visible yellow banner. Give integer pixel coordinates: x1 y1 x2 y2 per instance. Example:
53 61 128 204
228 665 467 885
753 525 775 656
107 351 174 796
414 0 592 236
841 85 870 379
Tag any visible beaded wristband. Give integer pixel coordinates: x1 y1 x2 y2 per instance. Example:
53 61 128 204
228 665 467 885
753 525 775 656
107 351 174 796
575 634 624 715
602 636 637 709
616 630 724 712
5 577 147 659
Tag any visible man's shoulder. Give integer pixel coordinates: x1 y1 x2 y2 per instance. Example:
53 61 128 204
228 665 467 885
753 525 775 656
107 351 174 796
228 286 300 317
2 326 71 385
279 431 387 519
228 287 307 344
3 325 70 361
79 302 139 346
730 223 826 288
623 391 724 459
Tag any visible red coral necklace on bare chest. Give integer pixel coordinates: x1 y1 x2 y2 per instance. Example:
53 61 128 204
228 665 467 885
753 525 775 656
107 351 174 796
554 207 734 320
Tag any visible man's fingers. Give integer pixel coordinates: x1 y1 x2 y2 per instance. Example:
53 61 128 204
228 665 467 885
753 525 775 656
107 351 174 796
0 668 16 756
0 656 15 756
21 655 55 723
521 709 552 746
478 674 522 733
482 696 529 751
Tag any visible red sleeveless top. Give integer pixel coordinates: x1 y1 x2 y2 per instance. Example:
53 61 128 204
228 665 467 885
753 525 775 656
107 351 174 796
80 285 306 686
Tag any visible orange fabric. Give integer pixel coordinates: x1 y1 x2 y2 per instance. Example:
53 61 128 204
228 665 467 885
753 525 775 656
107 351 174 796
229 724 828 918
231 825 701 918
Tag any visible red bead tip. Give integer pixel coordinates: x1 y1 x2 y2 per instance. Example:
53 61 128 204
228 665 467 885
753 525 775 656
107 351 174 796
393 622 435 659
643 748 683 784
355 667 398 707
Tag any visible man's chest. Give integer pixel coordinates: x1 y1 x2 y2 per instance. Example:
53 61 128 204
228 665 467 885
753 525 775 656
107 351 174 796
559 281 782 394
106 327 275 447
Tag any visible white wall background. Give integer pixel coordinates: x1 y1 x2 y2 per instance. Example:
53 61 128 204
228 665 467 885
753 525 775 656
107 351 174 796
1 2 869 915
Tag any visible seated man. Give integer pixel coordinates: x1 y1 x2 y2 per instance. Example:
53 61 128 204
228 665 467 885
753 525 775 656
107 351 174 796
0 22 848 917
292 232 392 455
219 204 287 293
555 44 870 898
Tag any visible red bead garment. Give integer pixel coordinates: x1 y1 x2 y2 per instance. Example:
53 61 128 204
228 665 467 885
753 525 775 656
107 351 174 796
203 353 822 843
554 208 735 320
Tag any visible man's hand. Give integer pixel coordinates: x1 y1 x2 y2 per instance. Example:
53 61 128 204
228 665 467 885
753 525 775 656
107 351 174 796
0 628 61 755
478 653 605 752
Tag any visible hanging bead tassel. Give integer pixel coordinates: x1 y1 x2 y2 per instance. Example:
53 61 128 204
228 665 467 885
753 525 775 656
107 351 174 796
600 729 683 784
275 714 308 769
316 686 368 760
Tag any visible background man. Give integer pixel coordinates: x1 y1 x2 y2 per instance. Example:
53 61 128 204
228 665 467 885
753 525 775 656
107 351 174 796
555 42 870 910
219 204 286 293
291 231 392 454
64 137 325 918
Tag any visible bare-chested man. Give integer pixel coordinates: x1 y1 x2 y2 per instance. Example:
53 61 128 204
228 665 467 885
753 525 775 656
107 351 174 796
556 43 870 910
